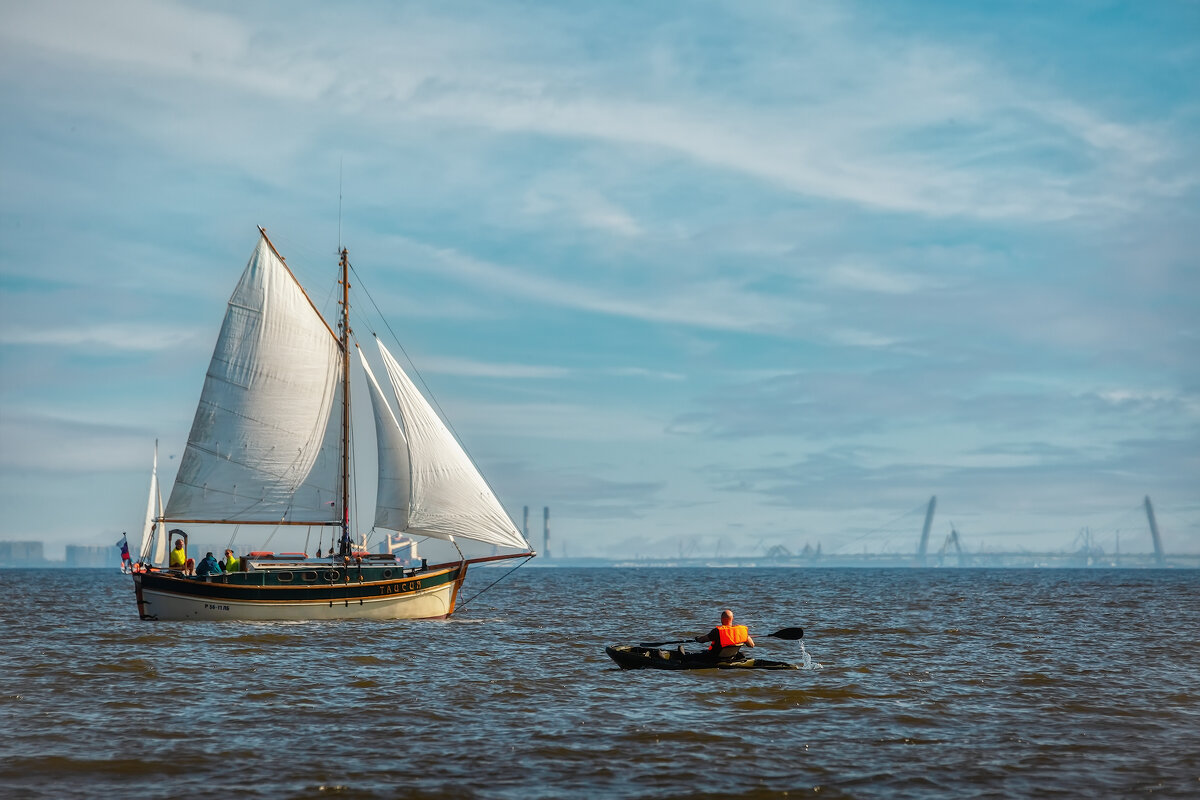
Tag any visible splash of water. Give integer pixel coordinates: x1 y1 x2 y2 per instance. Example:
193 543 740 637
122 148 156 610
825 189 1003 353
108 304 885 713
797 641 822 670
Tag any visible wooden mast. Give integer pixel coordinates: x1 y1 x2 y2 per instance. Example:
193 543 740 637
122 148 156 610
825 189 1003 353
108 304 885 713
339 246 352 556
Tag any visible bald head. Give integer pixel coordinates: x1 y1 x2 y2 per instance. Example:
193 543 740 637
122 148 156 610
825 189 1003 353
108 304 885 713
721 609 734 624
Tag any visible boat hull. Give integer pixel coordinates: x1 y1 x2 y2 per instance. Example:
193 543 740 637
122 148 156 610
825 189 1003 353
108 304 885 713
605 645 799 671
133 564 465 621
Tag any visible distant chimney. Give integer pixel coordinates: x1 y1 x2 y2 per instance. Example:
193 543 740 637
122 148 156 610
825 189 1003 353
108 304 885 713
543 506 550 559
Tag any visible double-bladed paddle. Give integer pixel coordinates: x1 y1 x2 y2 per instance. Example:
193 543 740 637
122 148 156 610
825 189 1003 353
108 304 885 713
638 626 804 648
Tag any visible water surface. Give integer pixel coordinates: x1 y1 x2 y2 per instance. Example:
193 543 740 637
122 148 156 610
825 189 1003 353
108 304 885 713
1 567 1196 798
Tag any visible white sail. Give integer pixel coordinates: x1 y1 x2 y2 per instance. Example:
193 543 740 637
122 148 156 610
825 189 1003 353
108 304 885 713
294 379 344 520
361 348 412 531
139 443 159 562
164 236 343 523
152 477 167 565
375 339 528 550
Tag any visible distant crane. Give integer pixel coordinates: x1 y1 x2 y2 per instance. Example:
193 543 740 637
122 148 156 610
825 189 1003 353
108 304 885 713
765 544 793 561
917 495 937 566
1144 496 1166 566
937 525 966 567
1072 527 1106 565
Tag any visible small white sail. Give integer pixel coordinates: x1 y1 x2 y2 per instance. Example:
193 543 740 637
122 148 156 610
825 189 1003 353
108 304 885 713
164 236 343 523
152 477 167 565
361 348 412 531
138 443 159 562
375 339 528 550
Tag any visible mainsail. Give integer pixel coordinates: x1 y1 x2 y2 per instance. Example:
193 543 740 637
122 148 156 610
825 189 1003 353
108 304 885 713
163 237 343 524
373 339 528 550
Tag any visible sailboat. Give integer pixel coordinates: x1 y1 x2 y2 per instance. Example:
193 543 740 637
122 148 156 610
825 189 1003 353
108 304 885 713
131 228 535 620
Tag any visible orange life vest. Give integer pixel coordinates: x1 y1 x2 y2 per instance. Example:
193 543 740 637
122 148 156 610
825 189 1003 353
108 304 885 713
715 624 749 648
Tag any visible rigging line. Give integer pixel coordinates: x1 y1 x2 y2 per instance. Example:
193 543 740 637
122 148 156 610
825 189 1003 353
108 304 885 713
1082 507 1144 544
263 230 342 323
349 269 469 443
454 555 534 612
225 525 241 552
346 263 447 419
347 263 526 542
830 501 928 554
262 525 282 549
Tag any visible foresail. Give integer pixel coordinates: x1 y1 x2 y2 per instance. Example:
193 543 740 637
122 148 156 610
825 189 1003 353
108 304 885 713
360 348 412 531
138 444 159 562
164 235 343 524
375 339 528 550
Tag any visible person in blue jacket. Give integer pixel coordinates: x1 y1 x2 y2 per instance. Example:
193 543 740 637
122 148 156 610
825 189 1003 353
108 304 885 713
195 551 223 577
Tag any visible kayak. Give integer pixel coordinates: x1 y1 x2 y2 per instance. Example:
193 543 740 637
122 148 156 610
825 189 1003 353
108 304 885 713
605 645 800 671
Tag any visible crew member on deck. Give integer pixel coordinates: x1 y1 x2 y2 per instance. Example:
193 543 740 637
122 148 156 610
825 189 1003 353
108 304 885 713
694 609 755 660
169 539 187 570
221 549 239 573
195 551 223 577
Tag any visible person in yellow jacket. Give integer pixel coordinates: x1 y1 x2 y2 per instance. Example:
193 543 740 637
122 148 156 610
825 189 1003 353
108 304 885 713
222 548 240 573
694 609 756 660
169 539 187 570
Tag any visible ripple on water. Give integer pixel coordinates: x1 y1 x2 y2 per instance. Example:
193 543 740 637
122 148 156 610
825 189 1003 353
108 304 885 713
2 567 1198 800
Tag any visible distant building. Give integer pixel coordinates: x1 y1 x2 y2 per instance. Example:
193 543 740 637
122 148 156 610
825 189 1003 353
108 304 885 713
0 540 45 566
65 545 119 568
377 532 419 565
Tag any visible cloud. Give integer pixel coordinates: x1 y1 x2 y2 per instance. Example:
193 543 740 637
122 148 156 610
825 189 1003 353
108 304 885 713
413 356 570 380
5 1 1191 226
0 412 152 473
404 357 685 382
0 0 321 102
0 323 198 352
446 400 670 443
378 234 823 336
826 328 903 349
1 1 1196 556
486 460 666 521
824 261 932 295
521 185 644 237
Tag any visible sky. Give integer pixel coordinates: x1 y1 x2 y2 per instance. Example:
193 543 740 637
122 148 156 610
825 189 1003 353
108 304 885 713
1 0 1197 561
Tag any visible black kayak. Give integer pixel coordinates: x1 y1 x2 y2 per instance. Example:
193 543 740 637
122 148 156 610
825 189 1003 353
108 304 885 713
605 645 800 671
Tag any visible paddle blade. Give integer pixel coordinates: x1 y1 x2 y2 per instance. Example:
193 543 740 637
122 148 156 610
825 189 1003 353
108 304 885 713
767 627 804 640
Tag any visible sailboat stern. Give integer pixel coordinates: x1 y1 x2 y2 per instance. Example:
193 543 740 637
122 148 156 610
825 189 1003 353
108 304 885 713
132 572 152 620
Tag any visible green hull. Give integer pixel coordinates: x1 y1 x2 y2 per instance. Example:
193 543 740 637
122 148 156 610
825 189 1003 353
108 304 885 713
605 645 799 671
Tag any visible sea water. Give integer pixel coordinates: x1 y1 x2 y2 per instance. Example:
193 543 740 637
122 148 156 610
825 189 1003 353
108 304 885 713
1 567 1197 798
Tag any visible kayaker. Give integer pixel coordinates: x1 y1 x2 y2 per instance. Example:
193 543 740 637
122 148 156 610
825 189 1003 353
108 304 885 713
694 609 755 661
